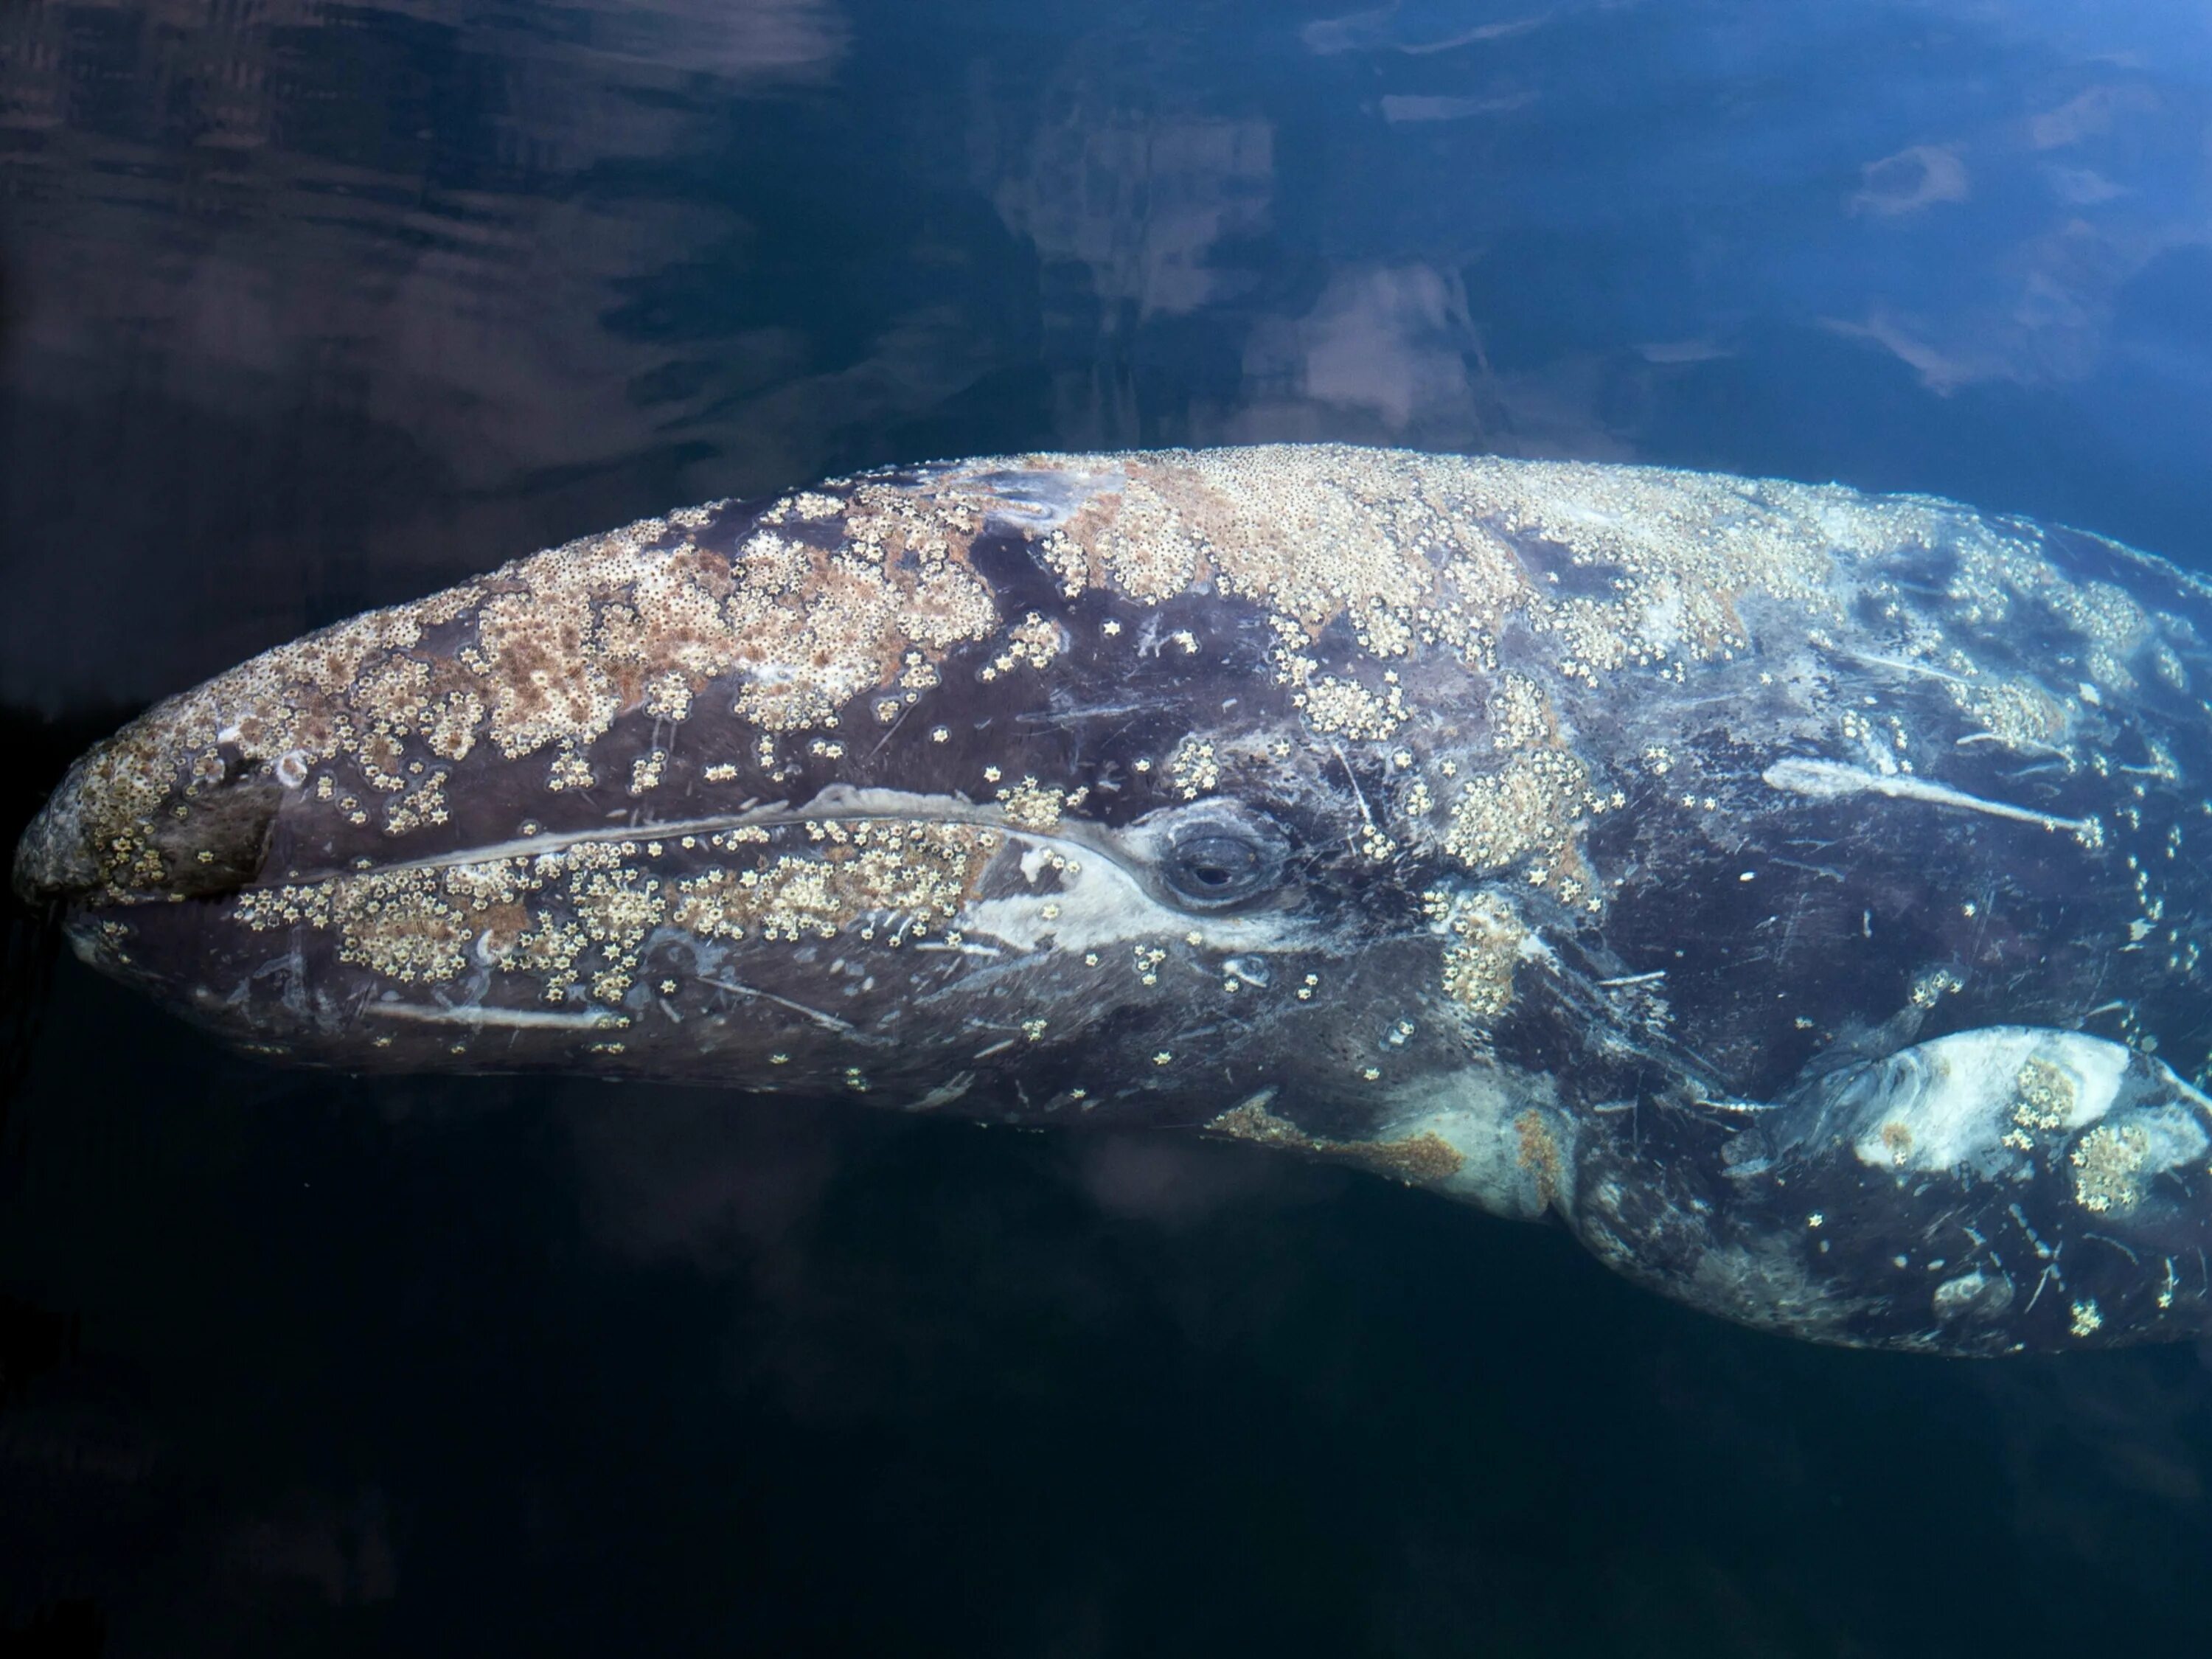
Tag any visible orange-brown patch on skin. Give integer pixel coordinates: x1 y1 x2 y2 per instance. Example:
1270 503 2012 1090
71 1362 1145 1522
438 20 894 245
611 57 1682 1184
476 901 532 959
669 543 735 600
1208 1100 1466 1186
1514 1109 1564 1208
1343 1131 1466 1186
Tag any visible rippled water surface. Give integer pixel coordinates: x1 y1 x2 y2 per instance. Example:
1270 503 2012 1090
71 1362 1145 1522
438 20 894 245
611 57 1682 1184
5 1 2212 1653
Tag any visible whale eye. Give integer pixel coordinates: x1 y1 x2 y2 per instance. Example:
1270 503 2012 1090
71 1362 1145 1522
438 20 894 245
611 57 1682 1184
1176 835 1261 891
1156 809 1290 909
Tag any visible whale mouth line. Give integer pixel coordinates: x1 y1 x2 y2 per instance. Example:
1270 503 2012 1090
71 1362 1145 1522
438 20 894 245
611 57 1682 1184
86 785 1147 906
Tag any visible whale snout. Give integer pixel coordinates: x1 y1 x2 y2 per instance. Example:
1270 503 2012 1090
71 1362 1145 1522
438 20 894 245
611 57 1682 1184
12 717 285 908
12 757 105 905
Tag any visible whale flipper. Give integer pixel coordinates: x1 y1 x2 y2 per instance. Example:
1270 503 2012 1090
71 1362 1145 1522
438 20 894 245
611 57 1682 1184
1571 1027 2212 1353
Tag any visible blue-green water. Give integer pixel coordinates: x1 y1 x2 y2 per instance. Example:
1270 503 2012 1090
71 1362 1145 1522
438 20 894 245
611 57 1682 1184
3 1 2211 1652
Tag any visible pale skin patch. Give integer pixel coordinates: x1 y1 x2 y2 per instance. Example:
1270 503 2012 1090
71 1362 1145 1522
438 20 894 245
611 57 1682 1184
955 830 1302 959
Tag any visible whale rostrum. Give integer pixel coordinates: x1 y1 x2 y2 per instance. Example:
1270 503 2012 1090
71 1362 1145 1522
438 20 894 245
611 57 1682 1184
18 443 2212 1355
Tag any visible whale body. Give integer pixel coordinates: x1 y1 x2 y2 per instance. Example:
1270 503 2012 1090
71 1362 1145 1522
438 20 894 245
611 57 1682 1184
18 444 2212 1355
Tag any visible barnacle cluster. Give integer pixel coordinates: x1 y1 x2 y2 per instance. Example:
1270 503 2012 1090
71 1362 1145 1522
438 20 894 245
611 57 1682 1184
670 821 992 945
1428 889 1528 1019
2000 1054 2080 1152
229 818 995 1007
2070 1121 2154 1215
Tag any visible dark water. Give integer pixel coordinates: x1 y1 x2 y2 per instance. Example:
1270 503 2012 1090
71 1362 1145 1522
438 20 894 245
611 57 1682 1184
5 1 2212 1652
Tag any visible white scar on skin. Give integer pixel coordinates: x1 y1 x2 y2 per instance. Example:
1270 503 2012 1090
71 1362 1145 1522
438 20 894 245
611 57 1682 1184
364 1002 624 1029
696 975 862 1035
1761 757 2096 836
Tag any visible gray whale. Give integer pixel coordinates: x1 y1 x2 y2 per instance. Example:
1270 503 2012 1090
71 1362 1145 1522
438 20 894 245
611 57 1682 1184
18 444 2212 1355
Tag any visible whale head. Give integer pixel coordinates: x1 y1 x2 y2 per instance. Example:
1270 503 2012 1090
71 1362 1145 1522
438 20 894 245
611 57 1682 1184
14 447 1605 1218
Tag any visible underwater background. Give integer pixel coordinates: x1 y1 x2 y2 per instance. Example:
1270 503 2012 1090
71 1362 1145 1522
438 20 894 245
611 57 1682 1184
4 0 2212 1652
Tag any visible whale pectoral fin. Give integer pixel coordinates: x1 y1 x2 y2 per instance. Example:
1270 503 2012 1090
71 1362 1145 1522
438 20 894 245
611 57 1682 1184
1567 1026 2212 1354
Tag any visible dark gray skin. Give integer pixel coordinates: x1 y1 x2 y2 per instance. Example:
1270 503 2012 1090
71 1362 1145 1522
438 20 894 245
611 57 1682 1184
18 444 2212 1355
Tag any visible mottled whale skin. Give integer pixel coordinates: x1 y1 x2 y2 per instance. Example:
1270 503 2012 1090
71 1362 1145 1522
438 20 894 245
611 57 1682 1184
18 444 2212 1356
